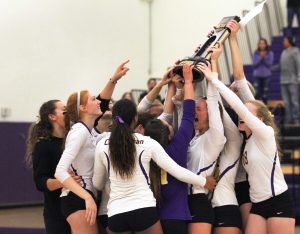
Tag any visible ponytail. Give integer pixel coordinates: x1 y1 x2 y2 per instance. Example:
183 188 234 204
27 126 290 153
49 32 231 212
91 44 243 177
109 99 137 179
25 100 59 167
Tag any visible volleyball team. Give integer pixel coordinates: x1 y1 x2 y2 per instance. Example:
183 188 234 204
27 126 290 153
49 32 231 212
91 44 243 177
26 20 295 234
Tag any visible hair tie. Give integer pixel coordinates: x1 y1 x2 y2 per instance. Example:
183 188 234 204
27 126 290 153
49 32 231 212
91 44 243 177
268 111 274 118
114 116 125 124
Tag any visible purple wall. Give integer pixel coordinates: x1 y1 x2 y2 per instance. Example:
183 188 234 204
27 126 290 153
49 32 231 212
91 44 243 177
0 122 42 206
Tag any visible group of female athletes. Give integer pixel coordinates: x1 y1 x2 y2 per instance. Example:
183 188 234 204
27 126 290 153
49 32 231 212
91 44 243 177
26 20 295 234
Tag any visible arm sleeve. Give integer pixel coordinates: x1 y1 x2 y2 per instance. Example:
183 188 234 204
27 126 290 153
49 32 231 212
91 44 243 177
167 99 195 164
149 139 207 187
234 77 255 103
32 142 52 192
93 144 107 191
211 78 273 142
157 112 173 125
202 76 226 159
137 96 152 113
55 127 86 183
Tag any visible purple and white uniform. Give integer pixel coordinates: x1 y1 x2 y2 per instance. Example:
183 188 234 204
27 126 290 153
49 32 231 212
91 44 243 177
93 133 207 217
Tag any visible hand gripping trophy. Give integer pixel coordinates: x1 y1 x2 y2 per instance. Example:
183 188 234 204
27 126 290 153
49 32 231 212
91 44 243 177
172 16 240 97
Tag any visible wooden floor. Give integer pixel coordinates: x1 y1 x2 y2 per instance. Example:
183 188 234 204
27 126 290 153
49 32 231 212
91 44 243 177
0 206 44 229
0 206 300 233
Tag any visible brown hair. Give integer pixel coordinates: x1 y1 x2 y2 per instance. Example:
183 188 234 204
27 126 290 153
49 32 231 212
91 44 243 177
25 100 60 167
64 90 89 132
109 99 137 179
144 119 170 204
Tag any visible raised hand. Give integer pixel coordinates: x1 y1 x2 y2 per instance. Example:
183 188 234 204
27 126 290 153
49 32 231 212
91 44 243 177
227 20 240 39
111 60 130 82
159 66 174 87
197 62 214 81
182 64 193 84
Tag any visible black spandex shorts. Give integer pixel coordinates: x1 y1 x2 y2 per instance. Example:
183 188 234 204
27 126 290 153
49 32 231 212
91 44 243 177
188 193 214 224
108 207 159 232
61 190 95 219
213 205 242 229
97 214 108 230
235 181 251 206
250 191 295 219
161 219 188 234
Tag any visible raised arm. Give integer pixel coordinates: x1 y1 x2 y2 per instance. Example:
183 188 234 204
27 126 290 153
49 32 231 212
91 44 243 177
166 65 196 159
198 63 273 143
157 81 175 124
226 21 255 102
137 67 172 113
99 60 130 99
227 20 244 81
146 67 173 103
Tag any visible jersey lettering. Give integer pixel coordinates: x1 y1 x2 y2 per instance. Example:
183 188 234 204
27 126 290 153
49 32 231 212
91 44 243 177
104 139 144 145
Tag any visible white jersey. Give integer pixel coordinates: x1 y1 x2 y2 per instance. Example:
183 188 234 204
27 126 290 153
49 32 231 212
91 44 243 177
187 78 226 195
91 128 110 143
211 77 288 203
55 122 97 197
137 96 152 113
212 107 242 207
93 133 207 217
234 77 255 184
91 128 110 216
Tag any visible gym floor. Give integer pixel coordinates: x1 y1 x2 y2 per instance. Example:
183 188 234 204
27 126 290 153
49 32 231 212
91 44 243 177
0 206 299 233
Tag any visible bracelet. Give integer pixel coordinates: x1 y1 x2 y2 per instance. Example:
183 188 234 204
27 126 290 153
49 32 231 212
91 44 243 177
110 78 117 84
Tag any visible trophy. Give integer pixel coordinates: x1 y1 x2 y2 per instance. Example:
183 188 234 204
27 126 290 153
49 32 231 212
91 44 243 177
173 16 240 83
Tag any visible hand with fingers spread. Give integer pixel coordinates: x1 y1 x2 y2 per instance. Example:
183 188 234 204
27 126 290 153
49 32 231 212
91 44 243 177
197 62 215 81
227 20 240 39
84 195 97 225
159 66 174 87
111 60 130 83
182 64 193 85
204 176 217 191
